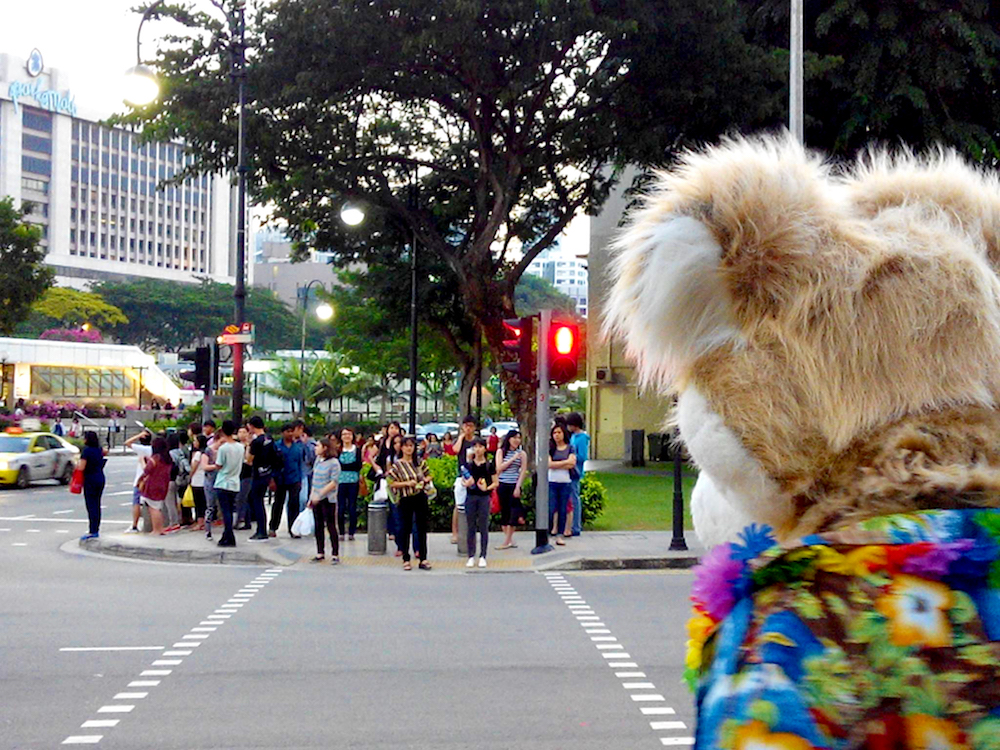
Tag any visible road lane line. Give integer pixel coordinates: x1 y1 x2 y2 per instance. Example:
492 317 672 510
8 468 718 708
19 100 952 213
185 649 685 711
140 670 171 676
651 721 687 730
173 642 200 648
128 681 159 687
60 647 164 652
62 735 102 744
631 694 666 702
151 659 182 665
113 692 148 699
162 650 192 656
660 739 695 746
53 509 75 514
616 672 647 678
623 682 657 689
81 720 119 728
608 662 638 668
97 705 134 713
642 707 677 715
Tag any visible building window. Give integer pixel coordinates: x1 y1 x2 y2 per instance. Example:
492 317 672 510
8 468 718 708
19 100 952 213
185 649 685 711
22 156 52 176
22 108 53 133
23 133 53 155
21 176 49 193
31 366 134 399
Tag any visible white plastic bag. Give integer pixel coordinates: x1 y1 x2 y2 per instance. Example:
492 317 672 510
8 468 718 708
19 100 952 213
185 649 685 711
291 508 314 537
373 478 389 503
453 476 467 509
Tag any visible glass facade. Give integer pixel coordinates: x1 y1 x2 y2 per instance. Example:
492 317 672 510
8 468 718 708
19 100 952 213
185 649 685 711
30 366 135 399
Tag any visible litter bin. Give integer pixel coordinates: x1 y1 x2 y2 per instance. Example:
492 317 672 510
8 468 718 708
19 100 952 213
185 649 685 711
457 506 469 557
367 500 388 555
647 433 664 462
624 429 646 467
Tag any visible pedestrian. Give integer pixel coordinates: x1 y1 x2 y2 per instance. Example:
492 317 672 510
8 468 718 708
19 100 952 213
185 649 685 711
300 423 317 514
424 432 443 458
77 430 107 540
123 428 153 533
53 417 65 437
566 412 590 536
151 399 161 411
309 437 341 564
374 421 403 548
362 434 379 467
463 438 497 568
387 435 432 571
246 415 279 542
548 423 576 545
442 431 456 456
190 434 208 529
495 429 527 550
487 425 499 454
68 416 81 438
451 416 477 544
270 422 305 538
162 432 186 532
107 414 119 450
201 426 221 541
337 427 363 542
235 424 253 530
204 420 242 547
138 436 173 536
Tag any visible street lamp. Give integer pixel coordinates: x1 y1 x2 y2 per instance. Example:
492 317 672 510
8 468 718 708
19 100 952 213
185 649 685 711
299 279 333 416
126 0 250 424
340 203 366 227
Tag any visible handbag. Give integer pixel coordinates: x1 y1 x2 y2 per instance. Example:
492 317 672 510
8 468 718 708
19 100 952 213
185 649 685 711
425 480 437 500
358 474 369 498
69 466 84 495
181 484 195 508
490 488 500 515
372 478 389 503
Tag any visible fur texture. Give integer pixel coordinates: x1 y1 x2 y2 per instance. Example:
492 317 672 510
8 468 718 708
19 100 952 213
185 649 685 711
605 134 1000 543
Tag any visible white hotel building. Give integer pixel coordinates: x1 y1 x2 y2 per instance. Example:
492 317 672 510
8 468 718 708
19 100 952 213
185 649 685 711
0 51 238 288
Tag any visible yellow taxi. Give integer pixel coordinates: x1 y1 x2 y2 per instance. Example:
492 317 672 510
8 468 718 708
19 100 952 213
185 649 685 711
0 429 80 489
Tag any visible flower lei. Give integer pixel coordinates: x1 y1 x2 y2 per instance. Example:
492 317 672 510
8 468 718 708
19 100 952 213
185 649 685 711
686 524 775 690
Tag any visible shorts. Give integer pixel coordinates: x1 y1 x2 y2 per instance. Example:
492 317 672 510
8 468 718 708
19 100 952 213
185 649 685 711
141 496 164 511
132 486 142 505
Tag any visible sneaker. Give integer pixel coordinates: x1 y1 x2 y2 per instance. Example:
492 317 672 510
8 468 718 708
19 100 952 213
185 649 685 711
478 557 487 568
124 527 139 534
247 534 269 543
79 532 98 541
330 557 340 566
466 557 475 568
205 533 213 540
268 530 277 538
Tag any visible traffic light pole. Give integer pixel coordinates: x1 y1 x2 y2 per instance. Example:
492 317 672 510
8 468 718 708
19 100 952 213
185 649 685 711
202 342 215 424
532 309 553 555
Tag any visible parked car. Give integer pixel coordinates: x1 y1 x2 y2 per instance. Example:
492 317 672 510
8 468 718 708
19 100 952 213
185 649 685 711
421 422 460 438
489 421 520 439
0 430 80 489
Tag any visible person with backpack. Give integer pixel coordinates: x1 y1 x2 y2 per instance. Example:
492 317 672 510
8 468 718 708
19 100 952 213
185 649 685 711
163 432 189 532
246 415 281 542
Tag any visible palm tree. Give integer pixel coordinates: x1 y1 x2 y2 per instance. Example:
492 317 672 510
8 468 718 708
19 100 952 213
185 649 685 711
260 358 327 416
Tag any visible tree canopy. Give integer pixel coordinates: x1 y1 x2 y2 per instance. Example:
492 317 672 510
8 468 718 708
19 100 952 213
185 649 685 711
92 277 301 352
31 287 129 330
0 198 53 335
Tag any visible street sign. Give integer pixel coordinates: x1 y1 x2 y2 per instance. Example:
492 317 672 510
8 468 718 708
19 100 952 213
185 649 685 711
219 322 254 345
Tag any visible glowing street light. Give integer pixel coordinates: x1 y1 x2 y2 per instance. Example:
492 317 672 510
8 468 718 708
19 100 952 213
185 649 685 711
340 203 366 227
123 63 160 106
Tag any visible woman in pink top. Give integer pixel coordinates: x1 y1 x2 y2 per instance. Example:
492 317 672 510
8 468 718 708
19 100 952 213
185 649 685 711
139 437 174 535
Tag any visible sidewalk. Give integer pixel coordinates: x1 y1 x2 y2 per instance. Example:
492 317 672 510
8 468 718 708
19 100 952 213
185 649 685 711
77 527 704 572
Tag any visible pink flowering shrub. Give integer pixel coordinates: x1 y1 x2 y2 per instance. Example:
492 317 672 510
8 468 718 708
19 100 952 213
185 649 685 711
39 328 103 344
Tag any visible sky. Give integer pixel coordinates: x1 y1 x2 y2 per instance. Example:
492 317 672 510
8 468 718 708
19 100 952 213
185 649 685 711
0 0 182 117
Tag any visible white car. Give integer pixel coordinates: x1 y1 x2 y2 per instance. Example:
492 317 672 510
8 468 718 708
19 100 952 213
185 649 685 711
489 421 520 440
0 431 80 489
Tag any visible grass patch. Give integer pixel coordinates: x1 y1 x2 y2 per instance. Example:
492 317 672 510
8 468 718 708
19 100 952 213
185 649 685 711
588 471 694 531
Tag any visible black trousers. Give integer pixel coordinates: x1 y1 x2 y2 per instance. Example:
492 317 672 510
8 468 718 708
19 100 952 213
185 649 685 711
270 481 302 533
312 499 338 557
192 486 207 520
248 477 270 537
398 491 429 563
216 488 237 546
337 482 360 536
83 477 104 535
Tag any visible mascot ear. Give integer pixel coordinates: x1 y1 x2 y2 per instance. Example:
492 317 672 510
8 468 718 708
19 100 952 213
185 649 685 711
605 211 738 391
604 134 838 391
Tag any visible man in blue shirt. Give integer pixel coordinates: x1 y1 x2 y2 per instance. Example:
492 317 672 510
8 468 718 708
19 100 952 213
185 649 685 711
566 412 590 536
269 422 305 538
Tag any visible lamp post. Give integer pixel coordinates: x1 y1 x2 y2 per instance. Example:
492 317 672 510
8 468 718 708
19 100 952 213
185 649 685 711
125 0 249 423
299 279 333 416
407 174 420 436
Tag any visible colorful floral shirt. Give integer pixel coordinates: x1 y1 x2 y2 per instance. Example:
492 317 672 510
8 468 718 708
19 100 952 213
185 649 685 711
688 510 1000 750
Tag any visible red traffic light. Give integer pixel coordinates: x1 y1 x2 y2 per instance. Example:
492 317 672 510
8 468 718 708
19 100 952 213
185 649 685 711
502 317 534 382
548 321 580 384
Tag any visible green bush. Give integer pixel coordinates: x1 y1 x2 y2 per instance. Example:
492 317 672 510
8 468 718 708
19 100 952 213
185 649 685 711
579 473 607 526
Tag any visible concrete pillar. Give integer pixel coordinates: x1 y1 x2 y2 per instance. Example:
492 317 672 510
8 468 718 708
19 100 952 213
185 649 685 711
457 507 469 557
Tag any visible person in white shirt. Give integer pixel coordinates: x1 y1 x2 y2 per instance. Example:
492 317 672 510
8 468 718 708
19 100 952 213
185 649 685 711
123 429 153 533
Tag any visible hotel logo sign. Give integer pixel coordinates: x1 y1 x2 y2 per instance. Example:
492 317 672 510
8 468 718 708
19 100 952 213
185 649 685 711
25 49 43 77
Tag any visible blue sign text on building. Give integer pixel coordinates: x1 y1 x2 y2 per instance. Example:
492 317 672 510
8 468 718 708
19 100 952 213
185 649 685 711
8 79 77 117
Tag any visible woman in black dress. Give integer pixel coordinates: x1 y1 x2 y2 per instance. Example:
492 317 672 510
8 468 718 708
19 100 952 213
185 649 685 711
77 430 107 540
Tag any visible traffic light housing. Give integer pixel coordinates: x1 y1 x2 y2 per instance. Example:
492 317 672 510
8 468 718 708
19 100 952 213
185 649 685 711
548 321 580 384
501 317 534 382
178 345 213 390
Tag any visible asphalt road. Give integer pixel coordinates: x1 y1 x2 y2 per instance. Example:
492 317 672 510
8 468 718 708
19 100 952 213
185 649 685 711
0 456 696 749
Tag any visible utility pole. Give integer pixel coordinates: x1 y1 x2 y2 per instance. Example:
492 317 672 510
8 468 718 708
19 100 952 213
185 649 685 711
231 1 248 424
790 0 804 143
532 310 553 555
202 342 215 424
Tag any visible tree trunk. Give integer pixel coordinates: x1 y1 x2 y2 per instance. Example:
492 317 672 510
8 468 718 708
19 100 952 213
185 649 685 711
457 344 481 419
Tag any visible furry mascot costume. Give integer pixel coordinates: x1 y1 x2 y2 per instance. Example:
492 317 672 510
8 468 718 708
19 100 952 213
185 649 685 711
605 135 1000 749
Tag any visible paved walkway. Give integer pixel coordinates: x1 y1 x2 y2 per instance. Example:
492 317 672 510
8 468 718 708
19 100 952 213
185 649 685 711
79 526 704 572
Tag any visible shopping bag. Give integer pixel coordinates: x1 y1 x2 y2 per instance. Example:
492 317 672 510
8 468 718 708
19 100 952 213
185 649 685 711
181 484 195 508
373 478 389 503
453 477 467 509
291 508 314 536
69 466 84 495
490 488 500 515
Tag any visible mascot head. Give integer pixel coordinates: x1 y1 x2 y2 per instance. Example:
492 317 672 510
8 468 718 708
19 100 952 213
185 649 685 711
605 134 1000 547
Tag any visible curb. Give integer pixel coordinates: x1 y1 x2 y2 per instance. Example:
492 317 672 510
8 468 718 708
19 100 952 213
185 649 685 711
78 537 298 567
533 554 701 572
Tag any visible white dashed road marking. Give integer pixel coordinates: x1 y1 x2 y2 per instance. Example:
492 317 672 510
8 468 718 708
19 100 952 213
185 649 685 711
543 572 693 747
61 568 286 746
